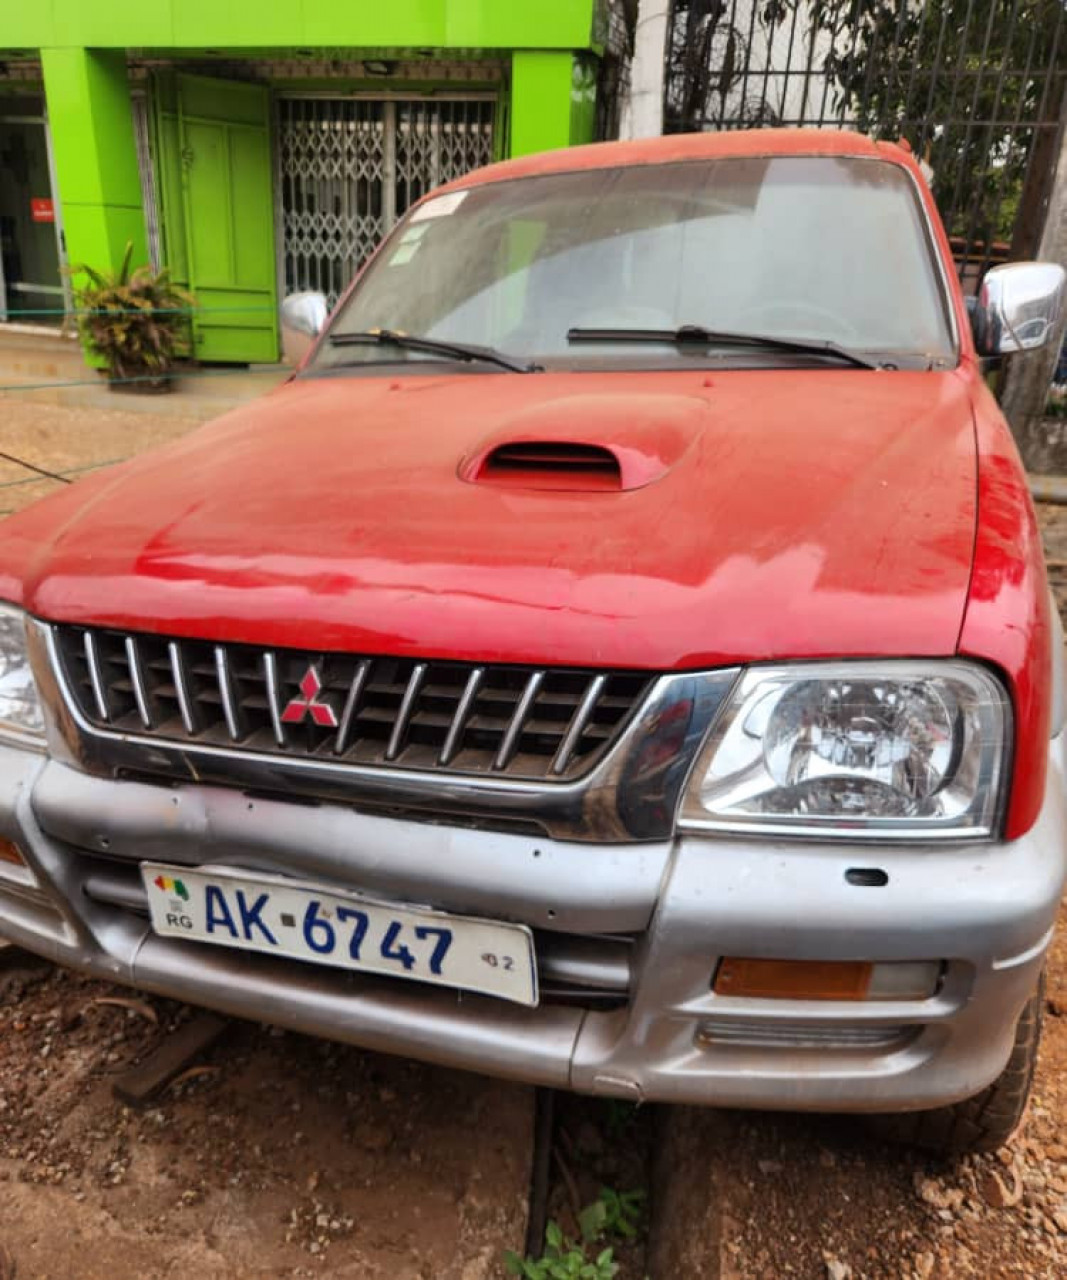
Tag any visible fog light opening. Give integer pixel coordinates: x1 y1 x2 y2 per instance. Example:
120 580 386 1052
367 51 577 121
0 839 25 867
866 960 943 1000
713 957 941 1002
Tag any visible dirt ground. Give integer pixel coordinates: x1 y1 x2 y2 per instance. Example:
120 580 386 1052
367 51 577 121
0 959 531 1279
0 398 205 519
1 394 1066 1278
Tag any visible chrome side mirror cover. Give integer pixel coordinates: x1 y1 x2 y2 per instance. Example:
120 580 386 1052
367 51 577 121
281 291 329 365
972 261 1066 356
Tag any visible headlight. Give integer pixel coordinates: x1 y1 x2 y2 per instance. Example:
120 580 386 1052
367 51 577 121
0 605 45 747
680 661 1009 840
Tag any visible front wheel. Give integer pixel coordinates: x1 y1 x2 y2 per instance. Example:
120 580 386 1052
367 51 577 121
870 970 1045 1155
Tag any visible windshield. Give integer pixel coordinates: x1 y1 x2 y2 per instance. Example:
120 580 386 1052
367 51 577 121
312 155 955 373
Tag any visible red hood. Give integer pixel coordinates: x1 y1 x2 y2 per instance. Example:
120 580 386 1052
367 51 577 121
0 370 976 670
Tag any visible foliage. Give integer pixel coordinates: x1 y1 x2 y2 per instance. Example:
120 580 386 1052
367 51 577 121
504 1221 618 1280
504 1186 646 1279
802 0 1067 247
586 1187 645 1241
67 241 195 381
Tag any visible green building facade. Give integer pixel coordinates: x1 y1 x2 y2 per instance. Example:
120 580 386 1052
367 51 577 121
0 2 618 362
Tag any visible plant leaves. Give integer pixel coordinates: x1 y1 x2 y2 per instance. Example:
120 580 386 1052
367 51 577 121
66 249 196 378
578 1199 607 1244
118 239 134 286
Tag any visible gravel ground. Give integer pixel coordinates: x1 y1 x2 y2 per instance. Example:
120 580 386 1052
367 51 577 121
0 958 531 1279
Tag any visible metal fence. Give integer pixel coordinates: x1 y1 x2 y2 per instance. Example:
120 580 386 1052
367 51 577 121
277 97 496 305
664 0 1067 286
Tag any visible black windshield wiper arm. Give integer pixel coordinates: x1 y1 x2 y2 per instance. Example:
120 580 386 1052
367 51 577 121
566 324 883 371
329 329 541 374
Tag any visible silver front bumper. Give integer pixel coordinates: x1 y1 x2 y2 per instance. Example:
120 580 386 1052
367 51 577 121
1 735 1064 1112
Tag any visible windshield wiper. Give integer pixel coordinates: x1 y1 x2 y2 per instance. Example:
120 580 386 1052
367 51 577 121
566 324 883 371
329 329 541 374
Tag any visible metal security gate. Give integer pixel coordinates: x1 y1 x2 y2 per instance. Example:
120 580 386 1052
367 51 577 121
278 97 496 305
663 0 1067 286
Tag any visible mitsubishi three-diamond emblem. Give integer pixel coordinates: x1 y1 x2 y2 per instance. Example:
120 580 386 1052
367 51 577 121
281 665 339 727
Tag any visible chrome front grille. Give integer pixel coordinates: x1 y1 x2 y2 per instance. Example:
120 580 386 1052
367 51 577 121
54 627 652 782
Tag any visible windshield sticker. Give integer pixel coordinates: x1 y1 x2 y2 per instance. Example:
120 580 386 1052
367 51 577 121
388 241 422 266
410 190 468 222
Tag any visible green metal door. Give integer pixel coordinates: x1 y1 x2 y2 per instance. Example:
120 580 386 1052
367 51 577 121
155 73 277 364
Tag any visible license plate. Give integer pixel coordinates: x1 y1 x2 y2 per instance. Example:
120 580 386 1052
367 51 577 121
141 863 538 1007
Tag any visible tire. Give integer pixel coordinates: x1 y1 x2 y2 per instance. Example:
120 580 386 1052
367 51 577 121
869 969 1045 1155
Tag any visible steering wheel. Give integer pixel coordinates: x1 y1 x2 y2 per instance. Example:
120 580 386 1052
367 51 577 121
732 300 862 344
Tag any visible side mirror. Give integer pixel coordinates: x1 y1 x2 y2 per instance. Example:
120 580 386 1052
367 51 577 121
971 262 1066 357
280 291 329 365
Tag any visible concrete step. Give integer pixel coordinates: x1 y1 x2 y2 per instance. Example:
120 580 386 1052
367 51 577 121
1031 474 1067 504
0 325 86 384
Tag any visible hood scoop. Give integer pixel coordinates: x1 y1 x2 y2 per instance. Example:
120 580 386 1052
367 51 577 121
473 440 623 491
459 392 709 493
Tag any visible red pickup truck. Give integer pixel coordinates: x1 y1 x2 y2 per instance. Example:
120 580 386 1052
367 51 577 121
0 129 1064 1154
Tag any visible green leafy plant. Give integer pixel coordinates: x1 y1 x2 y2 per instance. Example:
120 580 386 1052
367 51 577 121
504 1221 618 1280
67 241 195 386
588 1187 645 1241
505 1185 646 1279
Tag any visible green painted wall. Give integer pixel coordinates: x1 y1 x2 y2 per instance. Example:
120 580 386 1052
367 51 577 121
40 48 147 282
6 1 598 52
510 52 597 158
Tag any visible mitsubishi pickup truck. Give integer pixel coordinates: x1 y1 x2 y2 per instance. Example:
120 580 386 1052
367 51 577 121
0 129 1064 1153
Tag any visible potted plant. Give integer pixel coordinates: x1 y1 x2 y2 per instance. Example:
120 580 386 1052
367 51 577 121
68 242 195 393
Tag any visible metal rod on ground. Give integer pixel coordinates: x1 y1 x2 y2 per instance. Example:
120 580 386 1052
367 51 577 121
110 1010 230 1108
0 451 73 485
523 1088 556 1259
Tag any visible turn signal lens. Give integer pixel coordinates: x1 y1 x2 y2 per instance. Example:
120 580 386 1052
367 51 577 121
0 838 25 866
715 958 873 1000
714 958 942 1002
